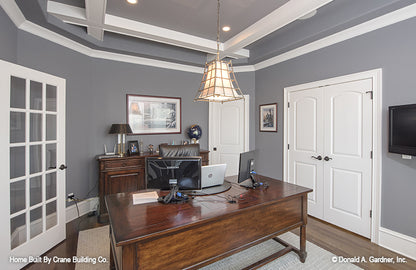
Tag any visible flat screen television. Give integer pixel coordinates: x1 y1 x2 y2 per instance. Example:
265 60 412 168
238 150 256 183
146 157 201 190
389 104 416 156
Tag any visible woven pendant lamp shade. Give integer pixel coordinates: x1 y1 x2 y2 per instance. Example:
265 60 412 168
194 60 244 103
194 0 244 103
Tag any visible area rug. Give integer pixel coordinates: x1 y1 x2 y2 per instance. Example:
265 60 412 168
75 225 110 270
76 226 361 270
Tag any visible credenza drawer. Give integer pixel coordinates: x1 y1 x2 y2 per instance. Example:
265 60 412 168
103 158 144 170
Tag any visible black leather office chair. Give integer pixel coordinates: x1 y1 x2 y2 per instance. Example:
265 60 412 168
159 144 200 157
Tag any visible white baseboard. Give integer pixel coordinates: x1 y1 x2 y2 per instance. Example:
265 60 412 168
65 197 99 223
379 227 416 260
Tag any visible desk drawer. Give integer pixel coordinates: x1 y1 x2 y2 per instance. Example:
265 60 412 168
103 158 144 170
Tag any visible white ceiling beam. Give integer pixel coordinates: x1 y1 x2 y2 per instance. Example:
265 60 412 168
104 14 219 55
103 14 249 58
85 0 107 41
220 0 333 59
47 1 249 58
47 1 86 21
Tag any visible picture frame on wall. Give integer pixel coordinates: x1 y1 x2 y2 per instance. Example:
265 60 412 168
127 140 139 155
259 103 277 132
127 94 181 135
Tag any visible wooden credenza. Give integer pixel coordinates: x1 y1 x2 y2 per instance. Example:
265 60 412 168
97 150 209 222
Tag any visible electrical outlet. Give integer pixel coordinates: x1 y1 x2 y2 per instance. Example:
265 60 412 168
67 193 75 202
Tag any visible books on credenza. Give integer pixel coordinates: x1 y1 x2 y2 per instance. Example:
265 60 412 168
132 191 159 205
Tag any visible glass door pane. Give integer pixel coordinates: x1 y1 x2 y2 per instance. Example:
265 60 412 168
9 75 60 250
10 76 25 109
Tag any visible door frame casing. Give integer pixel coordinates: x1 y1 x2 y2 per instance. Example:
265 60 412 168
283 69 382 244
208 95 250 164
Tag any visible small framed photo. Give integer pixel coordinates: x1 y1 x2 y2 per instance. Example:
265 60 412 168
127 140 139 155
259 103 277 132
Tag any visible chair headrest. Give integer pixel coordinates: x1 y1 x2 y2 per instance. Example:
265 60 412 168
159 144 200 157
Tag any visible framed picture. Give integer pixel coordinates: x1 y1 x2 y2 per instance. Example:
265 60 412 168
127 140 139 155
127 94 181 135
259 103 277 132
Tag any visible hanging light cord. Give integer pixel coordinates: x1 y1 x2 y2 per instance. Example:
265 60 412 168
216 0 220 61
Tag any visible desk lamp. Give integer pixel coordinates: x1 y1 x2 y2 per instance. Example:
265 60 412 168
109 124 132 157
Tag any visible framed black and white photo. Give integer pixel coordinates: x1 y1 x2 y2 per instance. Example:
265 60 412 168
127 94 181 135
259 103 277 132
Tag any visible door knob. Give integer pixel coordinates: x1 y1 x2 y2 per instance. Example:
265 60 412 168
213 147 217 151
311 155 322 160
59 164 68 170
324 156 332 161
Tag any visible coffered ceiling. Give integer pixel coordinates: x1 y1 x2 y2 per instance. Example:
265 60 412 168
25 0 333 61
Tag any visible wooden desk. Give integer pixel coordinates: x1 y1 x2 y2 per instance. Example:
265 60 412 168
106 175 312 270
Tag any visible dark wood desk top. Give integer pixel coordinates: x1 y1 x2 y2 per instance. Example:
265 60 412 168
106 175 312 247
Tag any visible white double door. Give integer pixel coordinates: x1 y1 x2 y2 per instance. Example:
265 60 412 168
288 78 373 238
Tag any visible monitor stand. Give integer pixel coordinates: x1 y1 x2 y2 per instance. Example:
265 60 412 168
239 174 266 189
239 178 255 188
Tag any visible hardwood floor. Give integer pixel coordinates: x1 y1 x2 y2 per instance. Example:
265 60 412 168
23 214 416 270
22 214 100 270
292 216 416 270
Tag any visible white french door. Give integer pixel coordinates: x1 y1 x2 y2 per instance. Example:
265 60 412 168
209 96 249 176
288 78 373 238
0 60 66 269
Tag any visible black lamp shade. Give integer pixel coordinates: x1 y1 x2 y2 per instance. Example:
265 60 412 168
109 124 133 134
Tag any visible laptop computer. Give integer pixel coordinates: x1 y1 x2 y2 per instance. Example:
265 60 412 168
201 164 227 188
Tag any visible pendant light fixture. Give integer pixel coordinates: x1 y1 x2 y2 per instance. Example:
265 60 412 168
194 0 244 103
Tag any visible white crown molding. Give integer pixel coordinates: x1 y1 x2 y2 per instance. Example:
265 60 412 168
20 21 91 55
0 0 25 27
3 2 416 74
18 21 203 73
233 65 255 73
91 50 204 74
254 3 416 71
221 0 333 59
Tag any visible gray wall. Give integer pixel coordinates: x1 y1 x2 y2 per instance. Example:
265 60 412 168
0 15 255 204
0 8 17 62
14 30 206 202
254 17 416 238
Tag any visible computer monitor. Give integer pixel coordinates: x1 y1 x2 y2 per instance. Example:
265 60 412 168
238 150 256 183
146 157 201 190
